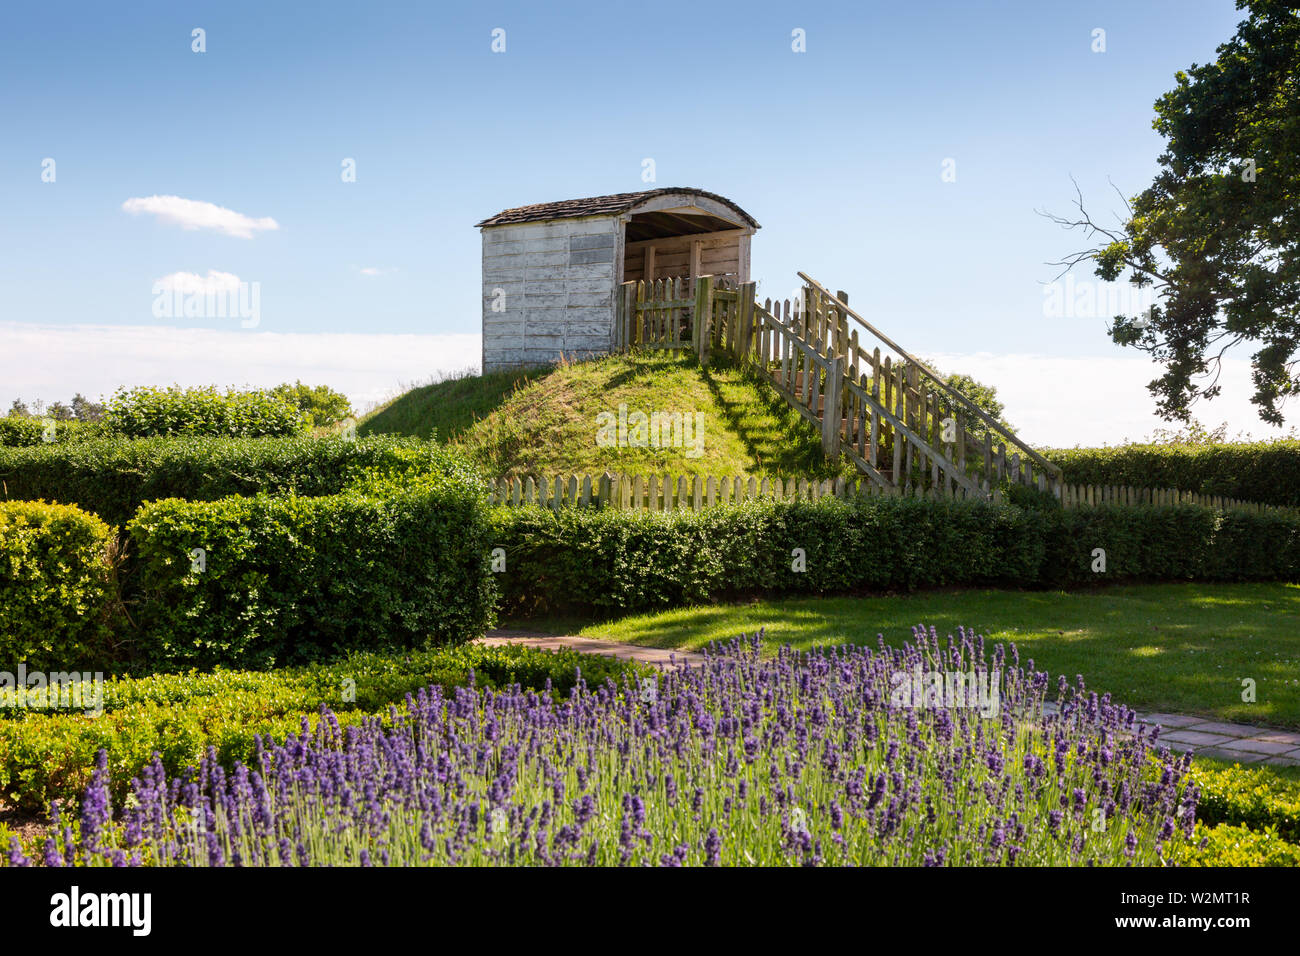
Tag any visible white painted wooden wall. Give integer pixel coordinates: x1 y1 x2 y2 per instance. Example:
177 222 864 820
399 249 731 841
481 216 621 372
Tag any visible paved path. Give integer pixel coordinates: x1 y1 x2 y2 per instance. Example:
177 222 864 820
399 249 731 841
481 631 1300 767
1128 713 1300 767
480 629 706 667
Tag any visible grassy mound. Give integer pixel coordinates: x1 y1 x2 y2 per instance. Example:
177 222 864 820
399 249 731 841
360 352 848 478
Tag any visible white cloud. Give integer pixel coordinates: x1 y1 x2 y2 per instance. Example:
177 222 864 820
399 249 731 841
0 328 1291 447
121 195 279 239
930 351 1296 447
0 323 480 414
153 270 243 295
358 267 397 277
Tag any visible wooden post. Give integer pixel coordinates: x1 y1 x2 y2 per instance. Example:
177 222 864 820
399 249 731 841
836 290 849 357
613 282 625 350
954 406 966 476
620 282 636 350
693 275 715 366
809 288 822 346
760 299 773 370
822 355 843 457
634 281 647 346
737 282 756 363
801 348 813 408
893 363 905 488
848 328 860 391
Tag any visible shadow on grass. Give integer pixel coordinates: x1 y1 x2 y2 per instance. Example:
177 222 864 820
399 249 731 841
697 361 839 477
507 582 1300 728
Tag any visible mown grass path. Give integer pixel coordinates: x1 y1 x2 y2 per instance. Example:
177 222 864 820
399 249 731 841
483 620 1300 767
501 582 1300 730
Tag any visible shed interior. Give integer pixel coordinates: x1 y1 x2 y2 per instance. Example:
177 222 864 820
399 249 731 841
621 203 752 287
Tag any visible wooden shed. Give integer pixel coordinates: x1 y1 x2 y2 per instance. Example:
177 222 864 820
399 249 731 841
476 188 759 372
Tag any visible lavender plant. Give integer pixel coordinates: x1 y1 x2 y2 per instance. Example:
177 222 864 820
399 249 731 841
35 627 1197 867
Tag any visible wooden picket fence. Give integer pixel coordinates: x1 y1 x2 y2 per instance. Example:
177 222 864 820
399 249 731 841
613 272 1064 501
610 276 695 352
487 472 1286 514
1056 484 1287 512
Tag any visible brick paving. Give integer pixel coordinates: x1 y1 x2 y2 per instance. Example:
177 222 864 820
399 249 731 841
481 631 1300 766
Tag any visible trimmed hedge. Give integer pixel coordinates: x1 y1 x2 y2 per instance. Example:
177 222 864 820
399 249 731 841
1192 764 1300 843
1038 505 1217 585
1179 823 1300 866
1040 504 1300 585
1043 440 1300 508
0 501 117 671
0 644 642 811
0 418 107 447
0 434 468 526
1173 762 1300 866
104 385 307 438
495 497 1045 615
128 480 498 669
494 497 1300 614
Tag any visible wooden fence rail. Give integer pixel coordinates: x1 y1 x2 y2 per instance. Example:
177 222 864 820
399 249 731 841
487 472 1287 515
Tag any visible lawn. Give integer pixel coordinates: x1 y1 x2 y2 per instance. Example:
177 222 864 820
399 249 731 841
507 581 1300 729
358 351 851 478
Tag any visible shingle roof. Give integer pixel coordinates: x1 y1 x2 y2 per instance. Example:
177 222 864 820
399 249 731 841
475 188 758 228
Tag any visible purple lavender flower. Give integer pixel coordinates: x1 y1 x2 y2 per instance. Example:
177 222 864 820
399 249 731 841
6 838 31 867
37 628 1194 869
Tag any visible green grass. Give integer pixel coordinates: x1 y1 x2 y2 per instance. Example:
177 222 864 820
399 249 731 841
359 367 534 442
507 581 1300 729
359 352 852 478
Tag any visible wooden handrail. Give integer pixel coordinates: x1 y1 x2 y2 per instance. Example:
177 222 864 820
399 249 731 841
796 272 1062 478
756 299 985 497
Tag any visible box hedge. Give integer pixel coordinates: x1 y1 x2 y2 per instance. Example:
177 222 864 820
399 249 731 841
1191 764 1300 843
1043 440 1300 508
0 434 466 526
493 496 1047 614
0 643 642 811
128 478 498 669
1178 822 1300 867
494 497 1300 614
0 501 117 670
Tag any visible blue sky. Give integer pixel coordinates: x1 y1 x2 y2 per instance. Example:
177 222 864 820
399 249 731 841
1 0 1279 442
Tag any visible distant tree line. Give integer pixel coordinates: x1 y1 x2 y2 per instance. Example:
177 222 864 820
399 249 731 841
7 394 106 422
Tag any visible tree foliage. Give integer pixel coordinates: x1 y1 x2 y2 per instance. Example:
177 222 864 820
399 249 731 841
1047 0 1300 425
269 380 354 428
